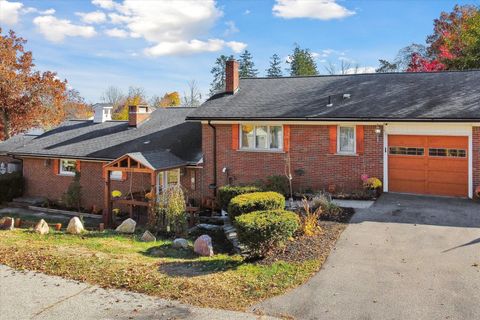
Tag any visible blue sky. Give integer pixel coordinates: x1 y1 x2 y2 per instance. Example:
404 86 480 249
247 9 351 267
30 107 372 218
0 0 475 102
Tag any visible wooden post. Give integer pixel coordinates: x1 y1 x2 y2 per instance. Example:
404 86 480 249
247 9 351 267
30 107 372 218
103 168 112 227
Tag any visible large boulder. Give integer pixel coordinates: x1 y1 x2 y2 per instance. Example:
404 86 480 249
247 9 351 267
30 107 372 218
66 217 85 234
115 218 136 234
172 238 189 249
33 219 49 235
193 235 213 256
0 217 14 230
140 230 156 242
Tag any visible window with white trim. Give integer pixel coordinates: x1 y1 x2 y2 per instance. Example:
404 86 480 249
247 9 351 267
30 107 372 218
240 124 283 150
156 169 181 195
110 171 123 181
338 126 356 154
59 159 76 176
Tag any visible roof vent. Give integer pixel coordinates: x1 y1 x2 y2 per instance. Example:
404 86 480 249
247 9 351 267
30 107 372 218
326 95 333 107
343 93 351 99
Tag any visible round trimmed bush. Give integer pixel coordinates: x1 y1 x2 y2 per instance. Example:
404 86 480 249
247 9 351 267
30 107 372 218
218 185 262 210
228 191 285 220
236 209 300 257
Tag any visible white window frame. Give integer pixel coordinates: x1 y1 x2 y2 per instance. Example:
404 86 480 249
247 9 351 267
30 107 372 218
155 168 181 195
239 124 283 151
110 170 123 181
337 125 356 155
59 159 76 176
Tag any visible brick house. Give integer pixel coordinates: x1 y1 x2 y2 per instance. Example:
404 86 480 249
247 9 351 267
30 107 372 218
3 104 203 224
187 60 480 199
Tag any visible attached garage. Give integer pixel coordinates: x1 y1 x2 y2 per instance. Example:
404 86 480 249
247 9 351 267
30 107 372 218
387 135 469 197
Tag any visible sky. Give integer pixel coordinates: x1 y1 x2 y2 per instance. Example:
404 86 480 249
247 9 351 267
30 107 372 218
0 0 476 103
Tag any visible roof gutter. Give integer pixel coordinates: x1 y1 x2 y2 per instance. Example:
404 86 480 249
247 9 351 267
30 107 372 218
7 152 114 162
186 116 480 123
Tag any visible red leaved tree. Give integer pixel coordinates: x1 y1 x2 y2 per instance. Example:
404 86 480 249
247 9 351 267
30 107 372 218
0 29 68 140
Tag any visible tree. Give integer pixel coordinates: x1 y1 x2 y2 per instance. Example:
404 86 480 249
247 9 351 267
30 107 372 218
63 89 93 120
238 50 258 78
0 29 68 140
287 44 318 76
266 54 283 77
209 54 233 96
101 86 124 113
376 59 399 73
112 86 147 120
159 92 181 107
324 60 354 75
182 80 202 107
406 53 446 72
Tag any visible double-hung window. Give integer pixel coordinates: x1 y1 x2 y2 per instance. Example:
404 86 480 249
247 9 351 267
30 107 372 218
59 159 76 176
338 126 356 154
240 125 283 150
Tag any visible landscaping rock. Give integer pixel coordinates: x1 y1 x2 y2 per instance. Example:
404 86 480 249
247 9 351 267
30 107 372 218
140 230 156 242
0 217 14 230
193 235 213 256
115 218 136 234
33 219 49 235
188 223 223 234
172 238 189 249
66 217 85 234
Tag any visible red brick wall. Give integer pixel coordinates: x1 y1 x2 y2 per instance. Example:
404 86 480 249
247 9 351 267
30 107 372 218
22 158 201 212
202 124 384 197
473 127 480 196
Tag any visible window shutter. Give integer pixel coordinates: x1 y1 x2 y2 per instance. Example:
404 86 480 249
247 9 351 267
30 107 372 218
76 160 81 172
328 125 337 154
52 159 59 175
232 124 239 150
283 125 291 152
356 125 364 154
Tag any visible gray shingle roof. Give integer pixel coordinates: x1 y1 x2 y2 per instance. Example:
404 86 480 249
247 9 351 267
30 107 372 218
10 108 202 166
187 70 480 121
127 151 187 170
0 134 37 155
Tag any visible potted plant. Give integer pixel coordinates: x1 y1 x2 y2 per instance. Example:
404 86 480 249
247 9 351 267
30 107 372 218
363 177 383 198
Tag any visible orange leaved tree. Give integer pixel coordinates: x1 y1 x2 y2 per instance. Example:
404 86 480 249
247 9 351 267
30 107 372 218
0 29 68 140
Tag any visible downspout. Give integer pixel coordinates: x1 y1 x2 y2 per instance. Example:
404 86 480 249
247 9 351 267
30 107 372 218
207 121 217 196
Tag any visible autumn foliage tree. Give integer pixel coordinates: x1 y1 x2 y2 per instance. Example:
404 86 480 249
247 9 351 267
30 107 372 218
159 92 181 107
0 29 68 139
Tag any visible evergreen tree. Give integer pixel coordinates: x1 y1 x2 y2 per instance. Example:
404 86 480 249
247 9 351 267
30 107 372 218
209 55 233 96
287 44 318 76
266 54 283 77
238 50 258 77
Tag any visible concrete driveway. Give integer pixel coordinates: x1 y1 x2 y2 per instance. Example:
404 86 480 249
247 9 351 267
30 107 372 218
253 193 480 320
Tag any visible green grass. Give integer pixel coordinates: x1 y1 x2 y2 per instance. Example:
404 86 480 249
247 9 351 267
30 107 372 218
0 229 322 311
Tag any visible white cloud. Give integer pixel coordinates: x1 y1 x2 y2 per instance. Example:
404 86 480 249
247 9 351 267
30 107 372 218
144 39 246 56
0 0 23 25
273 0 355 20
40 8 55 15
223 20 239 36
92 0 118 10
244 9 251 15
345 66 376 74
76 11 107 24
105 27 128 38
33 15 97 42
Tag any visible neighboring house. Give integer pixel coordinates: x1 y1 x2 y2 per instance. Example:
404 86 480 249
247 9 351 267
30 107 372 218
3 105 203 220
187 60 480 199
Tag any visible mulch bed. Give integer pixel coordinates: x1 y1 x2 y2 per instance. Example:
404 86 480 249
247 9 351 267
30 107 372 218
260 207 355 265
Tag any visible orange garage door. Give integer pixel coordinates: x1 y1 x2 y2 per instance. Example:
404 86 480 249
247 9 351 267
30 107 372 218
388 135 468 197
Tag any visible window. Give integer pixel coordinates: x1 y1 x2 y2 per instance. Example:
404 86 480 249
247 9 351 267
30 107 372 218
389 147 424 156
338 126 355 154
59 159 76 176
429 148 466 158
156 169 181 195
110 171 123 181
240 125 283 150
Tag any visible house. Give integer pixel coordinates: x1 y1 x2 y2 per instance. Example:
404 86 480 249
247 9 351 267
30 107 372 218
187 60 480 199
4 105 203 224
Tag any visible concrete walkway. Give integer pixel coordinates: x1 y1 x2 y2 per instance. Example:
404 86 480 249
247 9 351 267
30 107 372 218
0 265 274 320
253 193 480 320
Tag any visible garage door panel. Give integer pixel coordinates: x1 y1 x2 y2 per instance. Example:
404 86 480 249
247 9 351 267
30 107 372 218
388 135 468 197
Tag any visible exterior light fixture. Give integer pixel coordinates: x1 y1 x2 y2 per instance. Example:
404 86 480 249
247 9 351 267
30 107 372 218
375 126 382 142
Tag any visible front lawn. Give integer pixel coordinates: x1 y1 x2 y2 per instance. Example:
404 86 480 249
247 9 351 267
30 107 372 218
0 221 346 311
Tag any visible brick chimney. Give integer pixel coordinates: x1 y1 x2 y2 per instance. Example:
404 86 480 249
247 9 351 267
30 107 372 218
225 59 239 94
128 105 151 127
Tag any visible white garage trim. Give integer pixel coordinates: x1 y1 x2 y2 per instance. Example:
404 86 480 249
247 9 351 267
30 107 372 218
383 123 474 198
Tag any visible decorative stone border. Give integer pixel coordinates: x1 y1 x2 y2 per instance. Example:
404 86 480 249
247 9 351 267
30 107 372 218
26 206 102 219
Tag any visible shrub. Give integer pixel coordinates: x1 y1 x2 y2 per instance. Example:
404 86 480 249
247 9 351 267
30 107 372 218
264 175 290 197
0 172 24 203
363 177 382 190
218 185 262 210
149 184 187 236
236 209 300 257
300 198 322 237
312 193 343 221
62 171 82 211
228 191 285 220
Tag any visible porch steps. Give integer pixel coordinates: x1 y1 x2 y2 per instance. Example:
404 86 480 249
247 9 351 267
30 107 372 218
223 217 248 255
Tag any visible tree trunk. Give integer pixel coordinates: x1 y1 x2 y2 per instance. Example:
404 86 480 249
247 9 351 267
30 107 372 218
0 110 10 140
